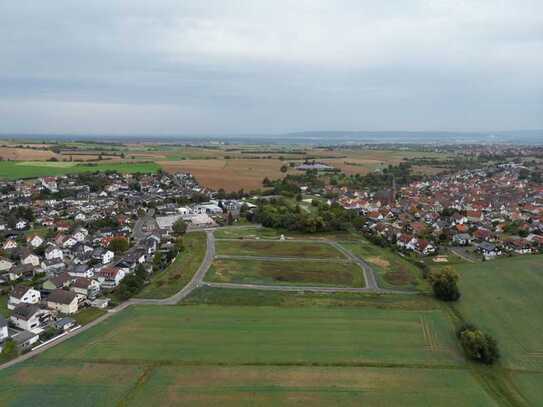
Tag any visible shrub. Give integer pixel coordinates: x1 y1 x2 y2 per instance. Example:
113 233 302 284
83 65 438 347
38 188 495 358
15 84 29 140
428 267 460 301
457 323 500 364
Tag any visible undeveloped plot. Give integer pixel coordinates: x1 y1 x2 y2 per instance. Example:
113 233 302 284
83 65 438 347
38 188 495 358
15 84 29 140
160 158 286 191
215 240 346 259
207 258 365 287
128 366 497 407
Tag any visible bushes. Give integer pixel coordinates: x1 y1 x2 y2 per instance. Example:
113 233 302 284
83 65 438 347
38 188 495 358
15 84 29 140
457 323 500 364
428 267 460 301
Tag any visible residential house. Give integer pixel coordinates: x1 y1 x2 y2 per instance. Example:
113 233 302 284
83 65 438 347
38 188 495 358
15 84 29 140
452 233 472 246
20 249 41 267
42 272 72 291
3 239 18 251
0 316 8 351
71 277 100 299
0 257 14 273
47 289 79 314
476 242 502 260
45 245 63 261
8 264 35 281
10 303 51 334
95 266 125 289
26 234 44 248
7 285 41 310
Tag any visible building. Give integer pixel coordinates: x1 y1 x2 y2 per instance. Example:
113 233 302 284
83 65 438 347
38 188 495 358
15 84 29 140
95 266 125 289
7 285 41 310
47 289 79 314
10 303 51 334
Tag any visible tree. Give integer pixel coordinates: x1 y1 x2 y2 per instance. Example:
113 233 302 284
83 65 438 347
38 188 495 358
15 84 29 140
1 340 18 360
457 324 500 364
109 237 129 254
175 237 185 252
280 164 288 173
429 268 460 301
172 219 188 236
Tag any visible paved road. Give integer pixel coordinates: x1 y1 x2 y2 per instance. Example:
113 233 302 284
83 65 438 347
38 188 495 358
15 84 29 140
0 230 215 371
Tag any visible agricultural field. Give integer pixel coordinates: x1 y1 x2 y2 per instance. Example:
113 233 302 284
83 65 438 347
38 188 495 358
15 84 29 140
341 241 426 290
0 161 160 180
449 255 543 371
0 303 491 406
136 232 207 299
207 258 365 287
215 239 346 259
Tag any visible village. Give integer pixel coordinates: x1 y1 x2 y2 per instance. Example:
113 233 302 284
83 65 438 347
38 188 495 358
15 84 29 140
0 170 249 353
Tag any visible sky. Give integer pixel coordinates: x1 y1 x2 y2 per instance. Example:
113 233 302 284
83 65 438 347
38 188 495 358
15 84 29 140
0 0 542 135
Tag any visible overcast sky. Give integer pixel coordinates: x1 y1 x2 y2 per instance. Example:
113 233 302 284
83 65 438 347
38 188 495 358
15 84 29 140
0 0 542 135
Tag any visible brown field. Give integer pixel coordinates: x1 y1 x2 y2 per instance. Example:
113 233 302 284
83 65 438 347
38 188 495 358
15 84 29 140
160 158 286 191
0 147 57 161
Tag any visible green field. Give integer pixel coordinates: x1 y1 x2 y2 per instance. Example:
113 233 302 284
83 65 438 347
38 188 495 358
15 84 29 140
341 241 426 290
136 232 207 299
207 258 365 287
451 255 543 371
0 161 159 179
214 226 360 241
215 240 346 259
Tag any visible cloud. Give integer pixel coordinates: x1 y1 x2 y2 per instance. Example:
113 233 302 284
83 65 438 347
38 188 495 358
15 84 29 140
0 0 541 134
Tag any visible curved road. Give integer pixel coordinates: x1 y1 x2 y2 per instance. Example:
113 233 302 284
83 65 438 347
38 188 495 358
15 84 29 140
0 228 416 371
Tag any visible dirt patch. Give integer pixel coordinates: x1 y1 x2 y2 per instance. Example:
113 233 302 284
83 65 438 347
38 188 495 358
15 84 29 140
367 256 391 269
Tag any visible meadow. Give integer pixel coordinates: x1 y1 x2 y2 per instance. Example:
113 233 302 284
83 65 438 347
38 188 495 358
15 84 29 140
341 240 426 290
215 239 346 259
450 255 543 371
0 161 160 179
206 258 365 287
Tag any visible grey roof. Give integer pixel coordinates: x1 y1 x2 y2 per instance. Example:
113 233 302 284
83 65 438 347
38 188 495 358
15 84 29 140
0 315 7 328
12 303 41 320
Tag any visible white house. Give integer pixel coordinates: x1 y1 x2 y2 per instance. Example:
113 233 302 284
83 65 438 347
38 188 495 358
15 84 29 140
8 285 41 310
62 237 78 249
95 266 125 289
102 250 114 264
3 239 18 250
71 277 100 299
10 304 51 334
15 220 27 230
0 257 14 272
0 316 8 351
21 252 41 267
45 245 64 261
26 234 44 248
46 289 79 314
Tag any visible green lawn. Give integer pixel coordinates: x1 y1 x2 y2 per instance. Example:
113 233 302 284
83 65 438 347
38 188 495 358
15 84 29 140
73 307 107 326
136 232 207 299
0 294 9 318
0 161 159 179
215 240 346 259
207 258 365 287
341 241 427 291
451 255 543 371
511 372 543 407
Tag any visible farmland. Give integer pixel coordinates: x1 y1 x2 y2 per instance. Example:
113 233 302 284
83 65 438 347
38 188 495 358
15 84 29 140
215 239 346 259
450 255 543 371
207 258 365 287
0 303 496 406
0 161 160 180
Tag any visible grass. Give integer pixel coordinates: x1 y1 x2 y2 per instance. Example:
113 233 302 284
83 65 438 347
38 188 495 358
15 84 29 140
215 240 346 259
0 294 8 318
73 307 107 326
183 286 438 310
341 241 427 290
207 258 365 287
0 304 489 406
135 232 206 299
214 226 361 241
449 255 543 371
0 161 159 179
19 305 463 366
